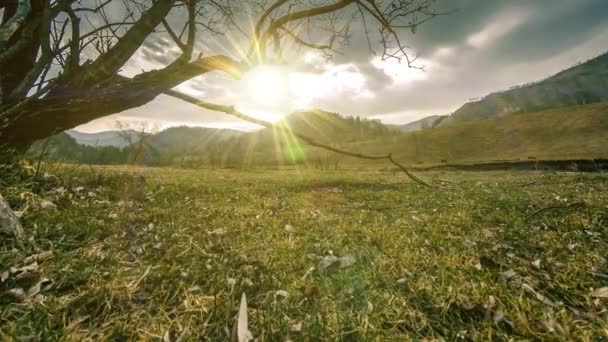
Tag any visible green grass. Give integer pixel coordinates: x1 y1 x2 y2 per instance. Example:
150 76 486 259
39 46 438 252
1 166 607 340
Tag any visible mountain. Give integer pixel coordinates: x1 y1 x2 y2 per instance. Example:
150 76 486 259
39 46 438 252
439 51 608 127
262 110 394 141
224 110 399 166
389 115 447 132
66 130 141 147
145 126 247 165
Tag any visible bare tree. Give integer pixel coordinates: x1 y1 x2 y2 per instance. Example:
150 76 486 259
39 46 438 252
114 120 159 164
0 0 447 151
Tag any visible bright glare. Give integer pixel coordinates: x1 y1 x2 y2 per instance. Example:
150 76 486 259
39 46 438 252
237 65 294 122
236 62 373 123
371 57 428 84
241 65 290 107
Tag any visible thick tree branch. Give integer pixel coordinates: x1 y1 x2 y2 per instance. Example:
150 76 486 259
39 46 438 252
0 0 31 50
254 0 355 59
61 1 81 71
162 19 186 50
84 0 176 79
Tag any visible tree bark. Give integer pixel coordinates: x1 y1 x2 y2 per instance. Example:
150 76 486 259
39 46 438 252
0 55 241 149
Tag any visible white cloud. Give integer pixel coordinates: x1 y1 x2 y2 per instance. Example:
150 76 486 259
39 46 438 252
467 7 534 48
370 57 429 84
433 46 455 59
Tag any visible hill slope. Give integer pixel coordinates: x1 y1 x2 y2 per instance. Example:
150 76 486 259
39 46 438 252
389 115 447 132
439 52 608 126
348 102 608 165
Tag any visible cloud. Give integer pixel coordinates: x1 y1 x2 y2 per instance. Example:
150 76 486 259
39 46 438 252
370 57 429 85
74 0 608 133
433 47 455 58
224 59 375 122
467 7 534 48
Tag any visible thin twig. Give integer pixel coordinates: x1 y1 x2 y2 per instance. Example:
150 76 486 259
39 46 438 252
520 174 545 187
34 137 51 179
525 202 586 221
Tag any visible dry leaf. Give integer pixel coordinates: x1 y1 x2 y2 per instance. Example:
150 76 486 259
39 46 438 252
6 288 26 302
539 319 565 335
208 228 226 236
290 322 302 334
23 251 54 264
523 283 557 307
320 255 339 269
231 293 253 342
500 270 518 281
187 285 201 293
590 287 608 298
339 254 356 268
39 199 56 209
275 290 289 299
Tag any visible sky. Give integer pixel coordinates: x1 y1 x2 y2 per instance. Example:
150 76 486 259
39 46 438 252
76 0 608 133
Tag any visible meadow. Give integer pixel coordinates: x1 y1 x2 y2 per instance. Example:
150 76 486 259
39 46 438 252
1 165 607 340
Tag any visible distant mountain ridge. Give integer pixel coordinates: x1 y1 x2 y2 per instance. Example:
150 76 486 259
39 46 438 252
438 51 608 126
388 115 447 132
67 130 141 147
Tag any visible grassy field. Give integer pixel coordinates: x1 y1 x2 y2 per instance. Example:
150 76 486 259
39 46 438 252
1 165 607 340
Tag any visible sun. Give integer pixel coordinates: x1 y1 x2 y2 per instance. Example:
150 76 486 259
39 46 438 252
242 65 289 106
237 65 294 123
236 64 346 123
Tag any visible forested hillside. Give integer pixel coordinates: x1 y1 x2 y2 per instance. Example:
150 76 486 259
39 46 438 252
439 52 608 126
